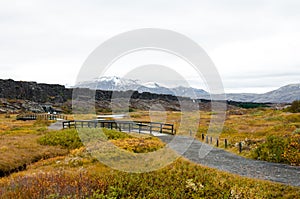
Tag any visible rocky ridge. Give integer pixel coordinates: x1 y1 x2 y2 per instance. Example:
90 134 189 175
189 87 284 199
0 79 205 113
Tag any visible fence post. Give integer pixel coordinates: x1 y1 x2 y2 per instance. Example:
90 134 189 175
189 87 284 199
138 124 141 134
160 124 163 133
216 138 219 147
239 142 242 153
206 136 208 143
201 134 204 140
210 137 212 144
225 139 228 148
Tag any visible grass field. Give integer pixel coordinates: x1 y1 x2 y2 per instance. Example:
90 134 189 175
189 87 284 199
130 109 300 165
0 115 68 177
0 109 299 198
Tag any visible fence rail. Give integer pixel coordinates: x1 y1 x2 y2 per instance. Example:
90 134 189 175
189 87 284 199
16 113 68 121
62 120 175 135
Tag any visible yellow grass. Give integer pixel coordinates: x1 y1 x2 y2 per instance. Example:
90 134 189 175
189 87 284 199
0 111 299 198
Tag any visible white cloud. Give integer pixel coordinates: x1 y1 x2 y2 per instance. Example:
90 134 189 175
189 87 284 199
0 0 299 93
210 30 300 92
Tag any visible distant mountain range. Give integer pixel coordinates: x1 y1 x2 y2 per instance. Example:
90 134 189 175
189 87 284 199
76 76 209 99
76 76 300 103
228 84 300 103
0 78 298 114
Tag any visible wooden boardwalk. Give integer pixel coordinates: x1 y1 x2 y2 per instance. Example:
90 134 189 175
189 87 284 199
16 113 67 121
62 120 175 135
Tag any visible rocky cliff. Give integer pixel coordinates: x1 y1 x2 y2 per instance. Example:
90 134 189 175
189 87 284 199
0 79 72 104
0 79 200 113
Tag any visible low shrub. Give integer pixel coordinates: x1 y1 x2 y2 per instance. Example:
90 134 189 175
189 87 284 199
101 128 132 140
293 128 300 135
38 128 132 150
111 137 165 153
285 114 300 123
251 135 288 163
38 129 83 150
283 134 300 166
33 119 52 127
1 160 299 198
251 135 300 165
285 100 300 113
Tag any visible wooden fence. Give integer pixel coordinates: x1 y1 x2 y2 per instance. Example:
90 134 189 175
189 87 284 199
62 120 175 135
200 133 243 153
16 113 68 121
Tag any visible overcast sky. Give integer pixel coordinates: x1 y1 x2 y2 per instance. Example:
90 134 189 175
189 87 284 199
0 0 299 93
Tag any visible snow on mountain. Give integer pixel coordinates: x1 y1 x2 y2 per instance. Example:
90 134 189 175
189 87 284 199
76 76 140 91
76 76 300 103
76 76 208 99
172 86 209 98
141 82 163 88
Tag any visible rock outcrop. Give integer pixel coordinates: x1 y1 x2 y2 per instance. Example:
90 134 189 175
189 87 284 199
0 79 72 104
0 79 204 113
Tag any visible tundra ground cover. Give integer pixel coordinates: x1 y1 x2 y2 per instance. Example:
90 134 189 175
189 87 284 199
130 109 300 165
1 149 299 198
0 115 67 177
0 110 299 198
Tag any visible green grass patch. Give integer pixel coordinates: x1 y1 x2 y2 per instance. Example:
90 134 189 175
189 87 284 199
111 137 165 153
0 115 68 177
285 114 300 123
101 128 132 140
38 129 83 150
251 134 300 165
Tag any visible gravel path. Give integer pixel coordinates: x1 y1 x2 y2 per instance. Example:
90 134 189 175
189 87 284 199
48 122 300 187
158 135 300 187
48 119 65 130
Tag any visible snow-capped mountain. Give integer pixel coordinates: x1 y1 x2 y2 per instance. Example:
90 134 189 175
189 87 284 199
76 76 140 91
141 82 162 88
76 76 209 99
172 86 209 99
75 77 300 103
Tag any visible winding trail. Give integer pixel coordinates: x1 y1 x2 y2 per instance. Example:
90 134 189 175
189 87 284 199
158 135 300 187
48 119 66 130
49 121 300 187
